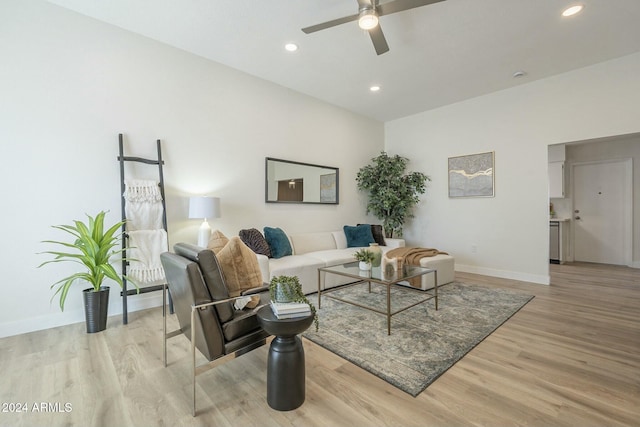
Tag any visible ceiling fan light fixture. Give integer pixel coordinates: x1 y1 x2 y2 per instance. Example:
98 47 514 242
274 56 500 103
358 9 379 30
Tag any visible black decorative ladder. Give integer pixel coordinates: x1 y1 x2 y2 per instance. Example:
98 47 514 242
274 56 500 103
118 133 173 324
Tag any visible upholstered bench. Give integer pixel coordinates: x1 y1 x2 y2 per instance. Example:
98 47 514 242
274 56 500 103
417 254 455 290
395 253 455 291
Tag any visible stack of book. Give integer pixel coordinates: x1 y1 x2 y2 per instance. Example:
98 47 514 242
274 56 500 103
270 301 311 319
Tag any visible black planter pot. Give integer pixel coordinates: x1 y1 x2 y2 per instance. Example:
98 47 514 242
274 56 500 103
83 286 110 333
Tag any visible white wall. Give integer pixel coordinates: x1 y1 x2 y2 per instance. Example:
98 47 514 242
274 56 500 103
385 53 640 284
0 0 384 337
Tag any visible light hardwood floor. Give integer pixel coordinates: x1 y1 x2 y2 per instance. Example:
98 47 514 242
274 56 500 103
1 262 639 427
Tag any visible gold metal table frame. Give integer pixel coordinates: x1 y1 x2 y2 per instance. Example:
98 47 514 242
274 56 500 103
317 262 438 335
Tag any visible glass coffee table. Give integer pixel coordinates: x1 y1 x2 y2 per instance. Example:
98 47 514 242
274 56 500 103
317 262 437 335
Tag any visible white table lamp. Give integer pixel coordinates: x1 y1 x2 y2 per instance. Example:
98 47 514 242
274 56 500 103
189 196 221 247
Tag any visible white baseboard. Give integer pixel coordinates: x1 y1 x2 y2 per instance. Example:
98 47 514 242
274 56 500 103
631 261 640 269
455 264 550 285
0 293 164 339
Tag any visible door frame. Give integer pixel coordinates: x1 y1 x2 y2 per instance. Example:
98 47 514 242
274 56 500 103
570 158 633 266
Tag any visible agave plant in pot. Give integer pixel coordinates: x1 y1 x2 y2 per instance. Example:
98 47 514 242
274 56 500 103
38 211 136 333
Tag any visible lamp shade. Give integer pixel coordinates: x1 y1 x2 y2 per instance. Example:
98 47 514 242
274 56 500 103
188 196 221 219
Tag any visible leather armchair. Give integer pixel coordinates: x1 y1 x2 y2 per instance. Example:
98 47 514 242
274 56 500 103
160 243 270 416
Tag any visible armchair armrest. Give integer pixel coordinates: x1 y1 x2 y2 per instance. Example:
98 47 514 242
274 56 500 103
241 284 269 296
192 294 264 311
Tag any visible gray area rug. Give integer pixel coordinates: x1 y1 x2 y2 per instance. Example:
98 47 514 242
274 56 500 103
303 282 534 396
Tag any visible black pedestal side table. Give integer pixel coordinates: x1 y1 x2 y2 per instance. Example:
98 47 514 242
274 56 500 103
257 305 314 411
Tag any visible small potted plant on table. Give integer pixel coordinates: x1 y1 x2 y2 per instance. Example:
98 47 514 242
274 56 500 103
354 248 375 271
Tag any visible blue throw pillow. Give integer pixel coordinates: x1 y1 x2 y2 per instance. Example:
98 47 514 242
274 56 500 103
263 227 293 259
343 224 375 248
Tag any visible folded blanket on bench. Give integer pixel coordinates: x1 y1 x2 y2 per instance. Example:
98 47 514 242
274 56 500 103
385 247 448 288
386 247 448 264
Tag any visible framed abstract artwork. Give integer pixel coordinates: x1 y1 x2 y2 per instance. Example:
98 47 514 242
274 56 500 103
448 151 495 198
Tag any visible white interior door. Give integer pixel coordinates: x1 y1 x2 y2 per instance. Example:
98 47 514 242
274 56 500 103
572 160 631 265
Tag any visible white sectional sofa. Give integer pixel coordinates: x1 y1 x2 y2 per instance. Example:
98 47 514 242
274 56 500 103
256 230 406 295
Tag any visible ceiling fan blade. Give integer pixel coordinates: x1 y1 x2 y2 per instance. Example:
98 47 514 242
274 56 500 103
377 0 446 17
302 13 359 34
369 25 389 55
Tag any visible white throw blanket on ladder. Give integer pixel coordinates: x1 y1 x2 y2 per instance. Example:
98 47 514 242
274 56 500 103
124 179 167 286
127 230 168 285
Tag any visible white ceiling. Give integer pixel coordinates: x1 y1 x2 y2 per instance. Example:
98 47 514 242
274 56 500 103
47 0 640 122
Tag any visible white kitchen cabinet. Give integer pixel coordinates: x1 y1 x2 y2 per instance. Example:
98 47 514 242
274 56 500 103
549 161 565 198
548 144 566 162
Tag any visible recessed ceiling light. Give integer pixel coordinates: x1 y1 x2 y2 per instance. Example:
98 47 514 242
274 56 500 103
284 43 298 52
512 70 526 78
562 5 584 17
369 85 381 92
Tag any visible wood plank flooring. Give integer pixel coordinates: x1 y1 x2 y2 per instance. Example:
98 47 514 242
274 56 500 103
1 262 638 426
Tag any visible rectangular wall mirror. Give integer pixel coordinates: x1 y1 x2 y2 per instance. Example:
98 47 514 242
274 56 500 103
265 157 339 204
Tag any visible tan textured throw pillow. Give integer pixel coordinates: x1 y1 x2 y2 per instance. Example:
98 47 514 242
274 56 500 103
215 236 263 308
208 229 229 254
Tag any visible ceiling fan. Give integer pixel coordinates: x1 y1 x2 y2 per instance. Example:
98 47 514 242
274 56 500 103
302 0 446 55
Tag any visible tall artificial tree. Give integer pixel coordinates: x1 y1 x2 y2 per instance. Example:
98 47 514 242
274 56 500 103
356 152 429 238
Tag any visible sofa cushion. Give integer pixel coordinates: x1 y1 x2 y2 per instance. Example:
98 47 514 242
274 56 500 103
290 232 337 255
264 227 293 258
239 228 271 257
222 291 269 342
343 224 375 247
268 254 326 295
222 308 261 342
306 248 359 266
268 254 325 274
216 237 263 308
